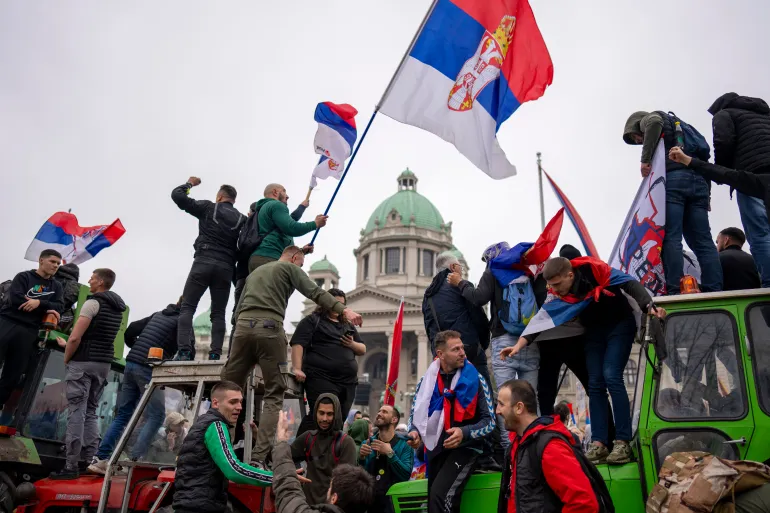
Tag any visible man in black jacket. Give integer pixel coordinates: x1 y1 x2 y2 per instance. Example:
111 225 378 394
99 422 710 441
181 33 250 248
0 249 64 411
53 263 81 332
716 227 761 291
172 177 245 361
709 93 770 287
53 268 126 479
88 298 191 474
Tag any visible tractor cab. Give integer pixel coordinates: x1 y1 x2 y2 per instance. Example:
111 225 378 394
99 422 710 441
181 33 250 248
388 287 770 513
17 360 303 513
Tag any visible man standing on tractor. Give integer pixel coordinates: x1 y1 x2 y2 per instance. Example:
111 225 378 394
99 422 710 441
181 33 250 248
173 381 273 513
496 379 608 513
222 245 363 469
171 177 245 361
53 268 125 479
0 249 64 412
291 393 358 506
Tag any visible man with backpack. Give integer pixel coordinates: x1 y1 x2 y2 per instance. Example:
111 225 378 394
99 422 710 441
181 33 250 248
247 183 327 274
291 393 357 506
623 111 723 294
171 177 245 361
496 379 611 513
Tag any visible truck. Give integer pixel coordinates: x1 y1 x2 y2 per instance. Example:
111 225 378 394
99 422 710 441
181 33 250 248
0 284 128 513
387 287 770 512
13 359 304 513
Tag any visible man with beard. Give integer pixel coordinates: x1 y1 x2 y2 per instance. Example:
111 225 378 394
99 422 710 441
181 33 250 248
291 393 357 505
359 404 413 513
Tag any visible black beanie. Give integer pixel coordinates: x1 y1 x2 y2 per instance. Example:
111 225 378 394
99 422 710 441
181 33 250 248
559 244 582 260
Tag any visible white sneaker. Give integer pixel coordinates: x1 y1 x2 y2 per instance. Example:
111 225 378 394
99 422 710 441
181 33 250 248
88 458 108 475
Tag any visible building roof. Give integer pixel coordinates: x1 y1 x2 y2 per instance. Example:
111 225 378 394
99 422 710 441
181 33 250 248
193 309 211 336
364 169 445 234
447 246 467 263
309 255 339 276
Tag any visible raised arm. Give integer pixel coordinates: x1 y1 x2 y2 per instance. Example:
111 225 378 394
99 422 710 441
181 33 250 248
269 203 317 237
171 178 211 219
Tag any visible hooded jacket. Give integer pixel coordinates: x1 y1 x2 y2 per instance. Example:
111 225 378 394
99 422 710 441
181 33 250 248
125 303 185 366
623 111 709 172
272 442 346 513
251 198 317 261
171 183 245 267
291 392 358 506
72 291 126 363
498 416 598 513
54 263 81 313
422 268 490 353
709 93 770 175
0 269 63 328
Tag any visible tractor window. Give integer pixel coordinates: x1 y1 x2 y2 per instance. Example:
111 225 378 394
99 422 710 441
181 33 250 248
746 304 770 415
655 311 746 420
654 429 739 470
21 350 123 442
125 383 198 465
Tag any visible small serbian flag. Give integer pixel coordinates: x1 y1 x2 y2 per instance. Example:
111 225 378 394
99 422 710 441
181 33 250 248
311 102 358 188
544 171 600 258
25 212 126 265
380 0 553 179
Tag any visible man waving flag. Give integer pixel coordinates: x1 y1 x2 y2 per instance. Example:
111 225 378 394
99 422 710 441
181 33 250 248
310 102 358 188
380 0 553 179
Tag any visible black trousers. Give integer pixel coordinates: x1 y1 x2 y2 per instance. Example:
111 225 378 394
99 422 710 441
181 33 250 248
296 375 356 437
538 336 616 442
177 259 232 356
0 318 38 407
428 448 479 513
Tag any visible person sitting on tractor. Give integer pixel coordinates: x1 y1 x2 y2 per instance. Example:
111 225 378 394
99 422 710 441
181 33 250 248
172 381 273 513
273 411 375 513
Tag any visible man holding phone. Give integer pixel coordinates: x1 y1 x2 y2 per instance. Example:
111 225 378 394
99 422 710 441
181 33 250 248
222 245 364 469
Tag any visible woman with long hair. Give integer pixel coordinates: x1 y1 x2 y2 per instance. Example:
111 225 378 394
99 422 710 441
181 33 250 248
291 288 366 436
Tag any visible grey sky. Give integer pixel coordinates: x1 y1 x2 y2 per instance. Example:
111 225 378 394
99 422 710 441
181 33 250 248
2 0 769 330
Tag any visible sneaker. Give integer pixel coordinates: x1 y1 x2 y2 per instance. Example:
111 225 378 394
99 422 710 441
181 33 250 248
50 467 79 480
586 444 609 464
208 352 220 361
88 458 108 475
607 440 634 465
173 350 193 361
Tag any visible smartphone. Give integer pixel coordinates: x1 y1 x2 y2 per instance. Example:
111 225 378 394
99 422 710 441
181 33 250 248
344 328 356 338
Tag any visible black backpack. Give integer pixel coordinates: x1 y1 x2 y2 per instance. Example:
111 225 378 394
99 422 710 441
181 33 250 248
533 431 615 513
0 280 12 310
236 204 273 262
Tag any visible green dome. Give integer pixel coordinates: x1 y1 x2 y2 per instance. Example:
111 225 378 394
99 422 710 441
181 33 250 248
193 309 211 336
364 169 445 234
310 255 339 275
447 246 466 262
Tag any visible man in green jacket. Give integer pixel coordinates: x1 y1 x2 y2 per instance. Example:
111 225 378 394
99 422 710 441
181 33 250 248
248 183 328 273
359 404 414 513
222 245 363 467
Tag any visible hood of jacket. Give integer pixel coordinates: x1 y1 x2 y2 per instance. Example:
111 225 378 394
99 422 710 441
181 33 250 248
91 290 127 312
314 392 343 433
623 111 650 144
425 268 450 298
709 92 770 116
254 197 278 211
347 419 370 446
161 303 181 316
56 263 80 282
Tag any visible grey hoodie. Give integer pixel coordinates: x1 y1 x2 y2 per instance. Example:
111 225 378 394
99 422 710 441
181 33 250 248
623 111 665 164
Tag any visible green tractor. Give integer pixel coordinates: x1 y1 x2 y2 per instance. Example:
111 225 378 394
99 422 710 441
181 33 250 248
0 284 128 513
388 288 770 512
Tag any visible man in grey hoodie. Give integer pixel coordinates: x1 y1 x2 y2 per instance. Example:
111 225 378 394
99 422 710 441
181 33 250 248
623 111 722 294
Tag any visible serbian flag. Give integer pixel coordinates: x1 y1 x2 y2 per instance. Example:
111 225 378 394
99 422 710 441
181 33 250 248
543 171 600 258
489 208 564 286
380 0 553 179
310 102 358 188
522 257 637 337
25 212 126 265
384 299 405 406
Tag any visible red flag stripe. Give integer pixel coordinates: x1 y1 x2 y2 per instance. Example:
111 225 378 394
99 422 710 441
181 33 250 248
384 300 405 406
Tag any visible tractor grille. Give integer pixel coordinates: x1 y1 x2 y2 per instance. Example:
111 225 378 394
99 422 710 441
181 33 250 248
396 495 428 512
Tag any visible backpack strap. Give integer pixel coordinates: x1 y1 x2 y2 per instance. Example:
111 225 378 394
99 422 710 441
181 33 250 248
332 432 348 465
304 431 317 462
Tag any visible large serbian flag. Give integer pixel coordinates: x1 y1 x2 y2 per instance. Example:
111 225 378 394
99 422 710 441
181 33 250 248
379 0 553 179
25 212 126 265
543 171 600 258
311 102 358 188
384 299 405 406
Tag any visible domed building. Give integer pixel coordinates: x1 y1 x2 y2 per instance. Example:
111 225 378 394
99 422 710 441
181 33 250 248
192 308 230 360
301 169 469 416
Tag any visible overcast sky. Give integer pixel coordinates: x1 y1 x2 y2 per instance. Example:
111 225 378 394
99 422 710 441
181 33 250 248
2 0 769 334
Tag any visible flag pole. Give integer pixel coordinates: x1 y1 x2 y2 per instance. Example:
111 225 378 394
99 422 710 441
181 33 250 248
537 152 545 231
304 187 313 204
309 0 438 246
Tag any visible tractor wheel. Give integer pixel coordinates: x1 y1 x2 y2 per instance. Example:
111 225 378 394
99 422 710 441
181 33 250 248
0 472 17 513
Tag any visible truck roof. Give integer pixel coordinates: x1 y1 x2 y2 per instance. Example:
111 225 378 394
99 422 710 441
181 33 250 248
654 287 770 305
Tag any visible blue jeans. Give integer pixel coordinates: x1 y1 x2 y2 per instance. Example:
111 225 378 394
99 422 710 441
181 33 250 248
737 192 770 287
96 362 164 460
490 333 539 448
584 316 636 444
663 171 723 293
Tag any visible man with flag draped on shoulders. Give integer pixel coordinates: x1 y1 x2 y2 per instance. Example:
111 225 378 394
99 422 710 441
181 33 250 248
407 330 496 513
501 256 666 466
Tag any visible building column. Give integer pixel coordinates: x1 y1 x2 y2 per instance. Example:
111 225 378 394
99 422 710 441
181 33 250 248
416 330 430 377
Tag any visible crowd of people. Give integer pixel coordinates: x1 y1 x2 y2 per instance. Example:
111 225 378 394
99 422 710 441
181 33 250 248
1 90 770 512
